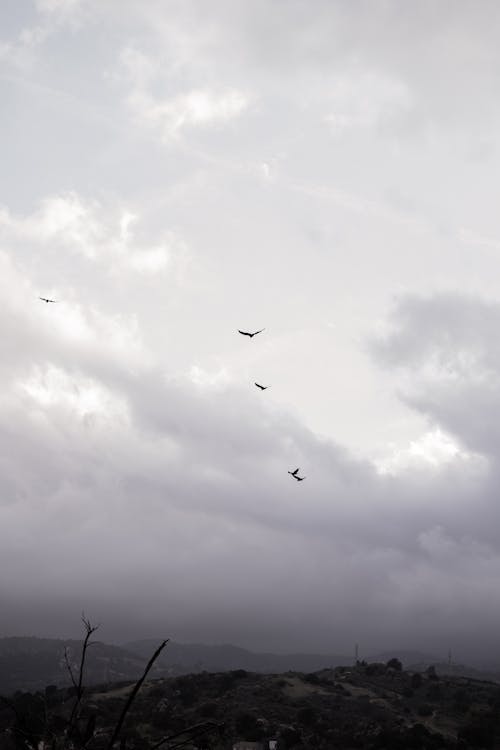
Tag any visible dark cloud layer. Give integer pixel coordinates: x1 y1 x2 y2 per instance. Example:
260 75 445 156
1 271 500 661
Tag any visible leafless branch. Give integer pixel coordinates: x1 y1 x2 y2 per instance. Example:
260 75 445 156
106 639 169 749
67 612 100 738
64 647 78 690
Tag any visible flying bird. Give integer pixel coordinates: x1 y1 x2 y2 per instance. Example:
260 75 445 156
39 297 58 303
254 382 268 390
238 328 265 338
288 468 300 477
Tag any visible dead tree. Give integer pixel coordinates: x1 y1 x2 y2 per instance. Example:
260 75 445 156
66 612 100 742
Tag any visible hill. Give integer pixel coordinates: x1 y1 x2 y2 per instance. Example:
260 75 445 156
0 637 149 695
3 636 500 701
3 661 500 748
124 639 350 676
0 637 351 696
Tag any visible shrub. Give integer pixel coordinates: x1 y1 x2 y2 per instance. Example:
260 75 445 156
386 658 403 671
417 703 433 717
411 672 422 689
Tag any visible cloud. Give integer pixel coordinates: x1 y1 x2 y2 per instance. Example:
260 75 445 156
35 0 85 16
0 193 183 278
1 277 500 657
324 69 413 134
128 86 249 141
2 204 500 655
112 40 250 142
374 428 481 476
0 0 87 69
4 2 500 661
370 292 500 459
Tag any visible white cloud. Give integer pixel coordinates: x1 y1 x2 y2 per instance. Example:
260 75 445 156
188 364 231 388
374 428 483 476
18 363 129 426
112 40 250 141
127 245 169 273
0 193 183 278
0 247 150 380
129 87 249 141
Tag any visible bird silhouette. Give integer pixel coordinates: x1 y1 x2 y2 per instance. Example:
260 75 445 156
254 382 268 390
39 297 58 303
288 468 300 477
238 328 265 338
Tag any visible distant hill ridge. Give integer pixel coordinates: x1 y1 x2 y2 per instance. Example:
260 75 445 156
0 636 147 695
123 638 351 674
0 636 354 694
3 635 494 696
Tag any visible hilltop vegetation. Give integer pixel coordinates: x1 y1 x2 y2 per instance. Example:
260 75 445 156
2 659 500 748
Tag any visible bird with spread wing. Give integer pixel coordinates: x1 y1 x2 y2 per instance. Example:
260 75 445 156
254 382 268 391
238 328 265 338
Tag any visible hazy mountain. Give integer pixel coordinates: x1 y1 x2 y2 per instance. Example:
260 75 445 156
0 636 352 695
124 639 350 675
4 636 498 698
0 637 149 695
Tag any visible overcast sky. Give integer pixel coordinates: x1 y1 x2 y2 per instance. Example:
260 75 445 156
2 0 500 662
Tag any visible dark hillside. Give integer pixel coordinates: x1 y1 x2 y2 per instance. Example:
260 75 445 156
3 660 500 748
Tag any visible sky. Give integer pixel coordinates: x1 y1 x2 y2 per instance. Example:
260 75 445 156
2 0 500 663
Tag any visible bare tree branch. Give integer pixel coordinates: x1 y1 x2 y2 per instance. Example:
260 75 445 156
64 647 78 690
106 639 169 750
67 612 100 739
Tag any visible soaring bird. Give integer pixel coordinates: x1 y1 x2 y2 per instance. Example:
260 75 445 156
288 468 300 477
39 297 58 303
254 382 268 391
238 328 265 338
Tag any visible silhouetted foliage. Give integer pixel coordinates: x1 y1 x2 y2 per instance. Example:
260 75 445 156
386 657 402 671
280 726 302 748
411 672 423 689
459 717 497 748
234 711 263 740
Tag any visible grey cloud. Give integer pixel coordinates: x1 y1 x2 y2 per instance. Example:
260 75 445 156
2 284 500 658
370 292 500 458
